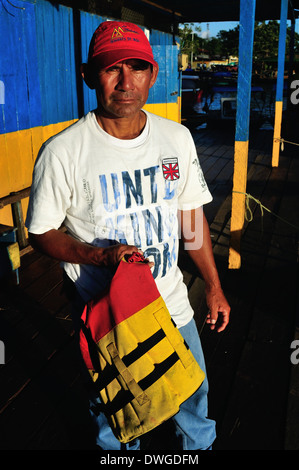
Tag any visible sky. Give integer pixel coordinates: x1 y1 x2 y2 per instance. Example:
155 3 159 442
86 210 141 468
195 19 299 38
197 21 239 38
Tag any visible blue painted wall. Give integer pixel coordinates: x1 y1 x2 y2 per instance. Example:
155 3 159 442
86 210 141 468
0 0 179 135
0 0 42 133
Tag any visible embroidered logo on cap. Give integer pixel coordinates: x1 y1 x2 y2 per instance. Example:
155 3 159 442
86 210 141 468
162 158 180 180
112 27 124 39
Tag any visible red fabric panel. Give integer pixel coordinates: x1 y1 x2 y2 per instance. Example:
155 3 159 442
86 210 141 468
83 260 160 345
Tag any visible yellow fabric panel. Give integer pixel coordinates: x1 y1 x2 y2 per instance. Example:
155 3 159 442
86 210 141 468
87 295 205 443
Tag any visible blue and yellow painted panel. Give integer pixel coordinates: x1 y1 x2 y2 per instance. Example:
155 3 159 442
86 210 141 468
272 0 288 167
0 0 180 226
229 0 256 269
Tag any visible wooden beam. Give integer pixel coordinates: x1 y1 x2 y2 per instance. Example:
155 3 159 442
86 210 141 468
138 0 183 17
272 0 288 167
0 187 31 209
229 0 256 269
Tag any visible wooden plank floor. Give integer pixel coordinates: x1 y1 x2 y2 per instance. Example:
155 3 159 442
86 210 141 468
0 122 298 450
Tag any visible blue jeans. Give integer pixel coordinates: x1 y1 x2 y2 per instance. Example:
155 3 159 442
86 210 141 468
89 318 216 450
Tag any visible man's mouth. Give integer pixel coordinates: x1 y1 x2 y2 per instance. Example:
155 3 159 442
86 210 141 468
112 93 137 103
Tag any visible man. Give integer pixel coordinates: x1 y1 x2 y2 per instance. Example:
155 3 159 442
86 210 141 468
25 20 230 450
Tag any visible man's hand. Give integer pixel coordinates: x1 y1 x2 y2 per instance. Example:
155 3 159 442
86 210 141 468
29 229 154 270
29 229 139 268
205 286 230 333
101 244 140 267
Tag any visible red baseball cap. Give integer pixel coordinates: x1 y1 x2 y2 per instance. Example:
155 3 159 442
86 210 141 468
88 21 158 69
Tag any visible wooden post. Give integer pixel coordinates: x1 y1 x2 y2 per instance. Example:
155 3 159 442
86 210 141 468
229 0 256 269
272 0 288 167
11 200 27 249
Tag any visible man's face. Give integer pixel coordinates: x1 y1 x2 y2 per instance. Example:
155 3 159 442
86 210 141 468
93 59 158 119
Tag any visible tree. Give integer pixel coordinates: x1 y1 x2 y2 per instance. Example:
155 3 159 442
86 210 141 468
203 37 223 58
253 20 280 60
178 23 201 62
216 26 239 59
179 21 299 73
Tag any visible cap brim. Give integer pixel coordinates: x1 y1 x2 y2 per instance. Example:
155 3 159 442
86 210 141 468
90 49 158 69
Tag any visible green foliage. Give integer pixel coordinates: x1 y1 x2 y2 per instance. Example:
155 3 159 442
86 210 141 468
179 20 299 65
178 23 202 59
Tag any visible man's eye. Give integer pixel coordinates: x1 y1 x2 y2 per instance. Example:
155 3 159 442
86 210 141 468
131 64 149 71
107 67 120 72
132 66 145 71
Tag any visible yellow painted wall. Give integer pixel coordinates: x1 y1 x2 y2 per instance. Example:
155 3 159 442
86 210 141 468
0 119 77 227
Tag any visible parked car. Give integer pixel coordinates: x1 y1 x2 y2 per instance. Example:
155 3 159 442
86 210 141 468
181 74 205 119
205 82 266 128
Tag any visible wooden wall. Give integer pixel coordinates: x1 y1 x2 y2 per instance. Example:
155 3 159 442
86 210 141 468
0 0 180 227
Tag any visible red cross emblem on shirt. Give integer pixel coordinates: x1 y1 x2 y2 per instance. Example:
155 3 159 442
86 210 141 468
162 158 180 180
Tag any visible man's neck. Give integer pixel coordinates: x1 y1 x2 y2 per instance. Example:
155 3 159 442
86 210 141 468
95 110 147 140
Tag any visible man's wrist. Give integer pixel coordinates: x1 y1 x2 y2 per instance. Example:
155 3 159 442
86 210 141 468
204 279 222 292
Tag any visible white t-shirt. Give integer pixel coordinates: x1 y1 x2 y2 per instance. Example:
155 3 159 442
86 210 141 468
26 110 212 327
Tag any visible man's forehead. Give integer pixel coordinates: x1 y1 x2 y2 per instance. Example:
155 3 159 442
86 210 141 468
109 58 151 67
96 58 152 71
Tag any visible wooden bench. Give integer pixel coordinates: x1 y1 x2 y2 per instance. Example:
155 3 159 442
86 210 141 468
0 187 31 250
0 224 20 284
0 187 31 283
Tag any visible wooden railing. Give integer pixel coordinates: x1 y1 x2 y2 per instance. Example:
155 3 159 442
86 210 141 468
0 187 31 250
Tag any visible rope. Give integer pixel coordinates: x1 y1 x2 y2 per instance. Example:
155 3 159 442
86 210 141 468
274 137 299 151
233 191 299 233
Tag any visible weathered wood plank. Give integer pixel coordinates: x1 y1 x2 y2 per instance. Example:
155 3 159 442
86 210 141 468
207 148 298 449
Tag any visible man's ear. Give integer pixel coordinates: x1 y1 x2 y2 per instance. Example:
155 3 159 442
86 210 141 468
81 63 96 90
149 65 159 89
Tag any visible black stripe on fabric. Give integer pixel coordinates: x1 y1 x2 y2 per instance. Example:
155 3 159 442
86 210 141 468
93 328 166 391
138 352 178 390
104 352 179 416
122 328 166 367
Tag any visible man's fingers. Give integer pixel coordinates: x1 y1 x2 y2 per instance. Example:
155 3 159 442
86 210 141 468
206 310 217 329
206 307 230 332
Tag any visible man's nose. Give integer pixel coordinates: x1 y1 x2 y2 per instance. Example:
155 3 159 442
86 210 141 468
116 66 134 91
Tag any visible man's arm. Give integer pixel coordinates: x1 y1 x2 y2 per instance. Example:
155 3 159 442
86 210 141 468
179 207 230 332
29 229 139 268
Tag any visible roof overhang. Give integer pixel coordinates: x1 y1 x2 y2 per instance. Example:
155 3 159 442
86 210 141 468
139 0 299 22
